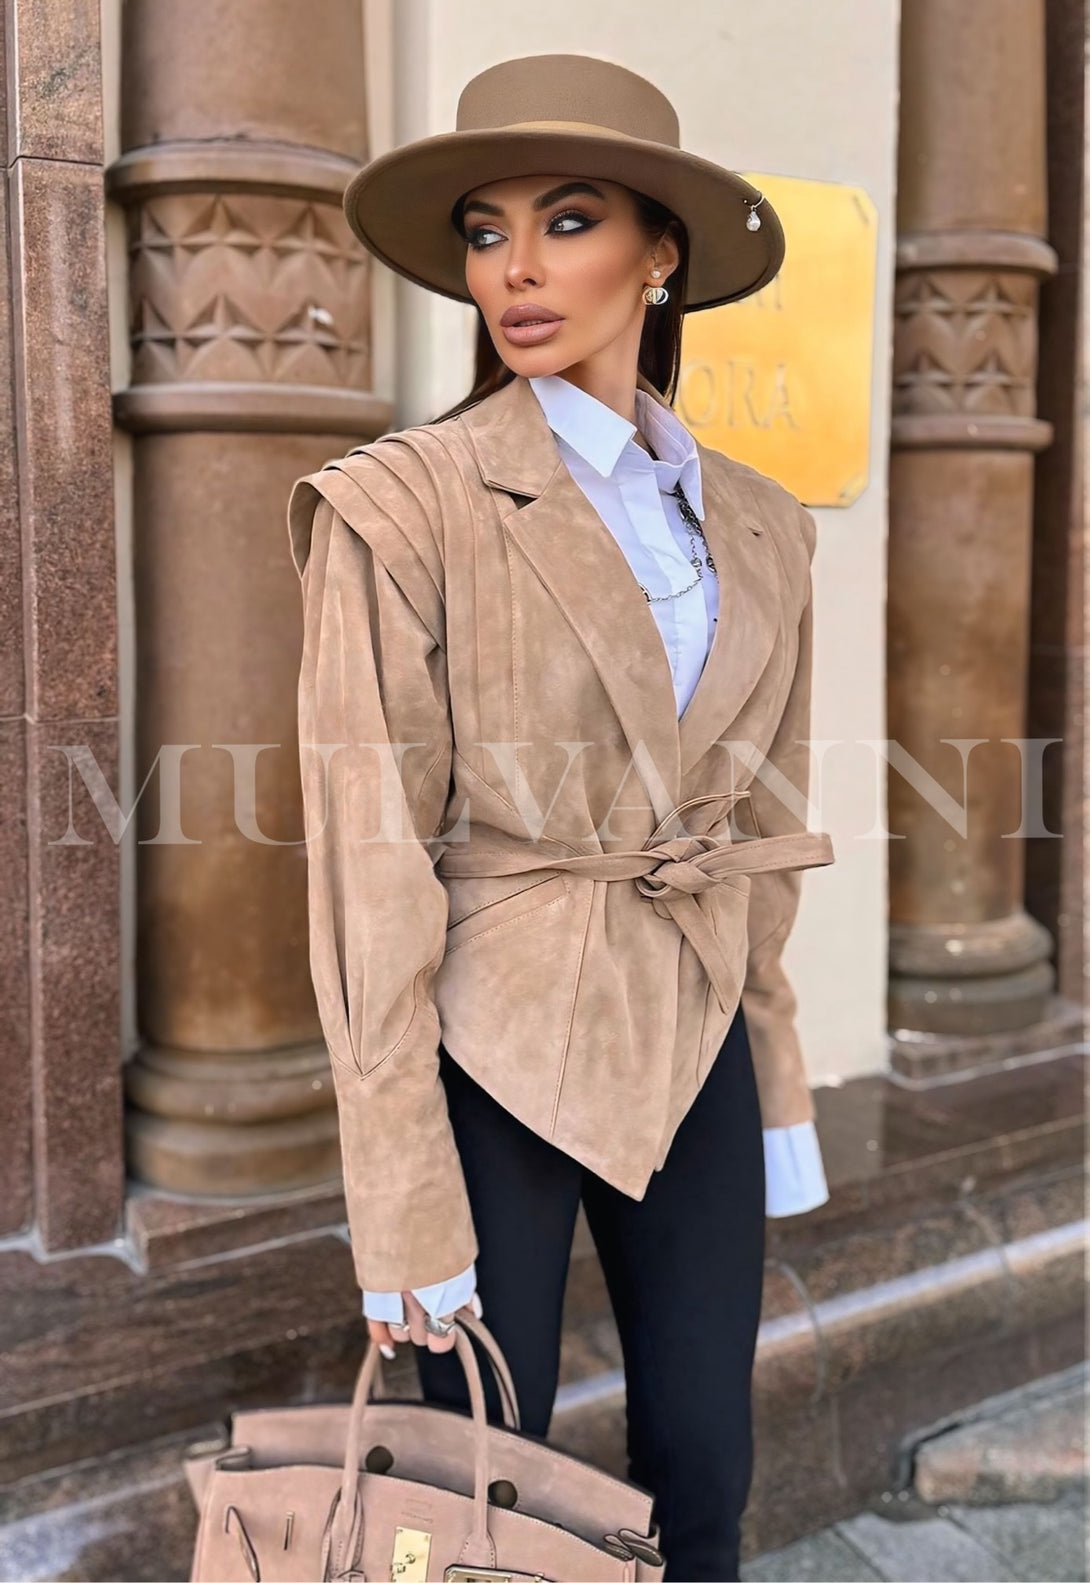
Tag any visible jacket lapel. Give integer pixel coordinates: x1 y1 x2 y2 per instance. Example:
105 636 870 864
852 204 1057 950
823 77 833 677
460 373 787 811
678 441 785 778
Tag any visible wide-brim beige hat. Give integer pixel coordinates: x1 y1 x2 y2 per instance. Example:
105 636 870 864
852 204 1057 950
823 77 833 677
343 52 784 313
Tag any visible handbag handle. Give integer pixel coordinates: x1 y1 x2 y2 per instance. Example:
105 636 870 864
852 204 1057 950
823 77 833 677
448 1310 523 1432
324 1318 516 1578
369 1310 522 1432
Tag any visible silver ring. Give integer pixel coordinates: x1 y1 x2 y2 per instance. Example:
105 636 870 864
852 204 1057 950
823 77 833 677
424 1313 456 1337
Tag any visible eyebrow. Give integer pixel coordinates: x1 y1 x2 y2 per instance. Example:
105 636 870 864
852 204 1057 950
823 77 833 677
460 180 608 219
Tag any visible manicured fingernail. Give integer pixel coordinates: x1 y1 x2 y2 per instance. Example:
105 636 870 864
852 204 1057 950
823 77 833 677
379 1344 396 1360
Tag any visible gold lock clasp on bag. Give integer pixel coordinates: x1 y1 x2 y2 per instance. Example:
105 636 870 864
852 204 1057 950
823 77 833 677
391 1526 432 1580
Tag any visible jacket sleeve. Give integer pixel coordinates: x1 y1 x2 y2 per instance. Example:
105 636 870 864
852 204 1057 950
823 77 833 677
740 502 824 1130
290 486 478 1292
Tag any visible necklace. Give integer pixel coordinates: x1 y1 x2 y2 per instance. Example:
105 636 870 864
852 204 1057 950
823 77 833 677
637 478 717 604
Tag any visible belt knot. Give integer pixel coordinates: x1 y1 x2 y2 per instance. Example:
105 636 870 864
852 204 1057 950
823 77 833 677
634 834 726 898
633 790 757 900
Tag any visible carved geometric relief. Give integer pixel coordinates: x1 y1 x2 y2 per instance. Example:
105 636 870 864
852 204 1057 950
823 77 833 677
127 193 372 387
892 270 1039 417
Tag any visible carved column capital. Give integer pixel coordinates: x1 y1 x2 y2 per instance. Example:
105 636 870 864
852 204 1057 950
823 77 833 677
892 229 1057 454
107 141 390 438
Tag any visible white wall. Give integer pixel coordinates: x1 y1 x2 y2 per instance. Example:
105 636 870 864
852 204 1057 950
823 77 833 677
366 0 900 1088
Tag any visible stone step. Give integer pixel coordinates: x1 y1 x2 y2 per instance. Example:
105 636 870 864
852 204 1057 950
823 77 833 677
0 1429 202 1583
907 1364 1088 1505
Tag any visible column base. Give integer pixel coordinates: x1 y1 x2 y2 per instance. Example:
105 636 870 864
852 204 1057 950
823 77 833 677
888 993 1084 1084
124 1040 341 1194
889 909 1055 1036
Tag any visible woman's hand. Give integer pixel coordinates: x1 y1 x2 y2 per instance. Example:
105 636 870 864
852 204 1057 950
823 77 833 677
368 1288 483 1358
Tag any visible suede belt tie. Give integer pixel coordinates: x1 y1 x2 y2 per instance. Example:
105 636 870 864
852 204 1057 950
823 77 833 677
436 792 835 1015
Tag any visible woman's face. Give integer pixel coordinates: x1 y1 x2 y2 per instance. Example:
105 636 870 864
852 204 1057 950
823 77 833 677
460 174 678 382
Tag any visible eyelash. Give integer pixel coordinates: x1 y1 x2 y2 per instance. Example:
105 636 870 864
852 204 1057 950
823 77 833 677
465 209 599 251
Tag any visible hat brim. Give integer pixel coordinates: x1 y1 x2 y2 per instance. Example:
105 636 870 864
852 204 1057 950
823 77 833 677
343 125 784 312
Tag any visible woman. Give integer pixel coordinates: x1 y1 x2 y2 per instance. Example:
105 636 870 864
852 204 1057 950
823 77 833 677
289 52 836 1582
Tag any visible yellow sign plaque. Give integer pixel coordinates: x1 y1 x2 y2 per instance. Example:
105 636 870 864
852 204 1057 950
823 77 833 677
678 174 878 507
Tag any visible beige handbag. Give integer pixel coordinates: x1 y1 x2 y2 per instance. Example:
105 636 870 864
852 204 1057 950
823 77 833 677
183 1311 666 1582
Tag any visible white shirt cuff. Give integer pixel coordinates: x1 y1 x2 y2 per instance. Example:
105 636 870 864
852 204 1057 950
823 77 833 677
763 1121 830 1217
362 1261 478 1324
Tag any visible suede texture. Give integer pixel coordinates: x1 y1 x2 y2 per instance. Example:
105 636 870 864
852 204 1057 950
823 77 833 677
288 372 836 1292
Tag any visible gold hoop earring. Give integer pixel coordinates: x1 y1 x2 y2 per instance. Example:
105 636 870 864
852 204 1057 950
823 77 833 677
643 284 669 305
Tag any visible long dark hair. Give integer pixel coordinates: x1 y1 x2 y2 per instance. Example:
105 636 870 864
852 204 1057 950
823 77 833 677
430 186 689 424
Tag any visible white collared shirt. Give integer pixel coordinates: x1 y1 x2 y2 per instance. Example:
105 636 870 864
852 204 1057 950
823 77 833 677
361 373 829 1325
528 373 717 715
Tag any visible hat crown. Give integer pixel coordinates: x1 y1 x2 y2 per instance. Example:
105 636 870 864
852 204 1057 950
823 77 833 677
455 53 681 149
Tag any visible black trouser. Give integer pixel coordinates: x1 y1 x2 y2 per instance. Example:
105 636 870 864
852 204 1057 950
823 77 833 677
415 1003 766 1582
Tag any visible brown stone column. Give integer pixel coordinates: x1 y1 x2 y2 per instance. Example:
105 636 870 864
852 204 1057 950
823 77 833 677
3 0 124 1247
108 0 392 1191
887 0 1068 1072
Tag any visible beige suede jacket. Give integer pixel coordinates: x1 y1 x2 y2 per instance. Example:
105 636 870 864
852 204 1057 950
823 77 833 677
288 371 836 1293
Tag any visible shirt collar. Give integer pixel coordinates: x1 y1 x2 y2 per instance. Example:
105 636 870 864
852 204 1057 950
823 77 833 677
528 373 704 520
